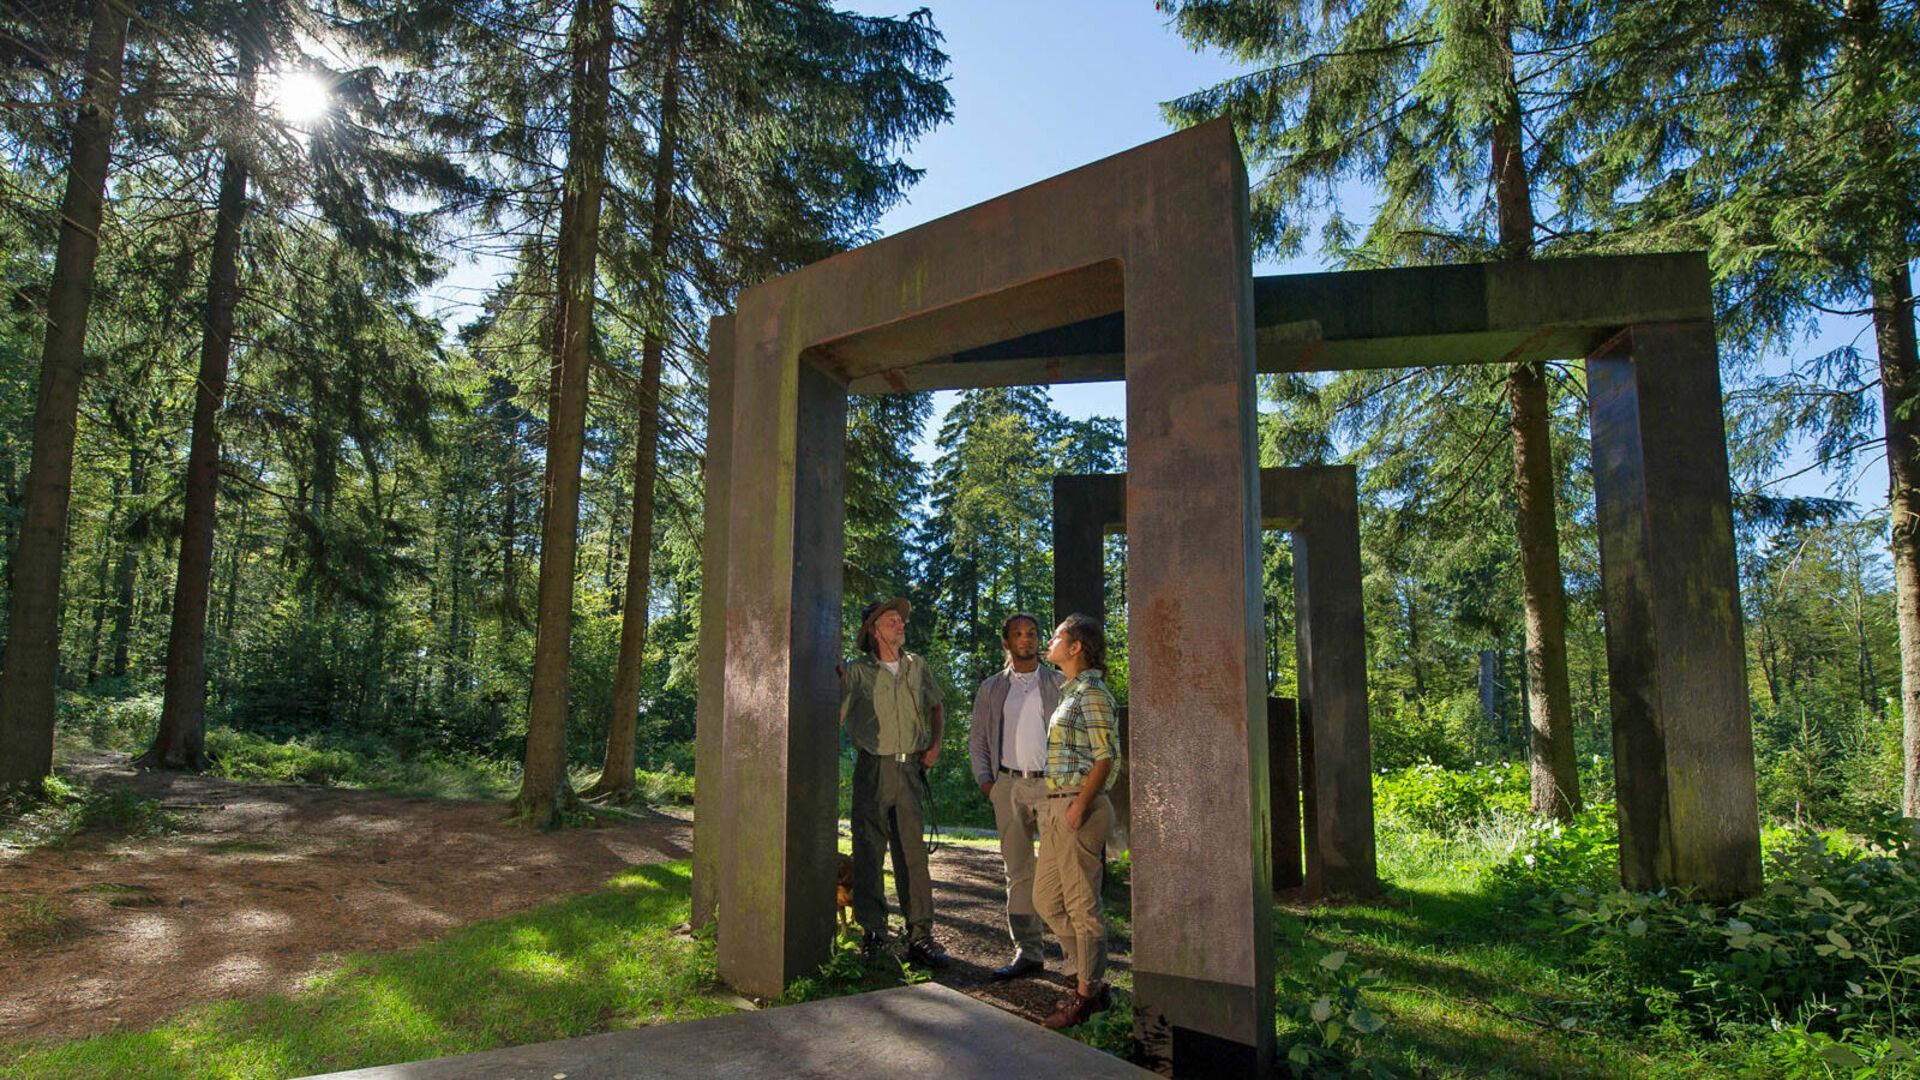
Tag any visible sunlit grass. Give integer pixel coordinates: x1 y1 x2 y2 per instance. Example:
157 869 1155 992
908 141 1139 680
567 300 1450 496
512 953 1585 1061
0 863 733 1080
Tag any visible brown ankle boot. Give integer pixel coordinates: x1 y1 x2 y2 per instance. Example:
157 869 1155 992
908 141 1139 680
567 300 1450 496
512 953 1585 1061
1041 984 1111 1029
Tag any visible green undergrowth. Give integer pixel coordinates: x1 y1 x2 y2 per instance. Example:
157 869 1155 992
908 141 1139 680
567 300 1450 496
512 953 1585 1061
0 773 175 854
1279 764 1920 1077
0 863 731 1080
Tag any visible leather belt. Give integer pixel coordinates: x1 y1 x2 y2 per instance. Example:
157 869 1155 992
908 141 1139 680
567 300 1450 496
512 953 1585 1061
998 766 1045 778
1048 790 1083 799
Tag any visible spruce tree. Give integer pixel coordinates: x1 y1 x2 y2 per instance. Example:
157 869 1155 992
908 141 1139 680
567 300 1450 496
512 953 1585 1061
1161 0 1587 816
1553 0 1920 812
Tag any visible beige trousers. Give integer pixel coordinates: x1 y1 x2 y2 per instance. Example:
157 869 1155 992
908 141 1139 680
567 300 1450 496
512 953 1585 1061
1033 792 1111 986
990 774 1050 956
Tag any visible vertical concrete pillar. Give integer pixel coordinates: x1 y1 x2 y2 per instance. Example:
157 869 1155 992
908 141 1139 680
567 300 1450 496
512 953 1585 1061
1051 473 1118 624
1587 321 1761 899
1124 158 1273 1076
1289 469 1377 898
716 291 849 996
691 315 735 929
1269 697 1302 890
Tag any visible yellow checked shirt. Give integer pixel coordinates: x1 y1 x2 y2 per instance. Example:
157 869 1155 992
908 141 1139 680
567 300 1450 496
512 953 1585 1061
1045 668 1120 792
840 651 944 756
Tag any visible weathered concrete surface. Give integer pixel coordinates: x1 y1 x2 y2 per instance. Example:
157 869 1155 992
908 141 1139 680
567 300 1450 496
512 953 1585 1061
1052 467 1378 901
1588 321 1761 898
294 984 1158 1079
717 119 1274 1075
715 338 846 997
1263 466 1377 899
1270 697 1303 890
1050 472 1124 625
846 253 1717 393
690 315 734 930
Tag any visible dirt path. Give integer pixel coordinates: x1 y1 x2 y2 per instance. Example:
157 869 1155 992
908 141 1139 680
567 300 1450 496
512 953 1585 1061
0 755 691 1041
0 756 1125 1044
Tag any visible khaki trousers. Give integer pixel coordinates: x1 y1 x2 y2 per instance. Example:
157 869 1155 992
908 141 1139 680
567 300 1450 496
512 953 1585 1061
1034 792 1111 985
990 773 1050 956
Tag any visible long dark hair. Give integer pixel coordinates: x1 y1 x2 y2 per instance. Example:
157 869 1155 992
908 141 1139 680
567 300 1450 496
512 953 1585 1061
1058 613 1106 672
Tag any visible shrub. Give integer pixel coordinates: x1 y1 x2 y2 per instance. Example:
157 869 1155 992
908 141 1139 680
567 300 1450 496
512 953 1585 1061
1486 802 1620 899
1543 813 1920 1047
1374 760 1530 834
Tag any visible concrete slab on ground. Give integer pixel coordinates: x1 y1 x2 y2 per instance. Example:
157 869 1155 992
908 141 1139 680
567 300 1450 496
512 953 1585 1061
295 982 1155 1079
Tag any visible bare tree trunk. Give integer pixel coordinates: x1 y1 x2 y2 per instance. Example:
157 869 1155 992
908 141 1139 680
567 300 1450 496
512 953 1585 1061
1494 23 1580 819
141 56 253 772
515 0 614 826
84 473 123 682
589 8 684 801
0 0 129 788
1875 263 1920 817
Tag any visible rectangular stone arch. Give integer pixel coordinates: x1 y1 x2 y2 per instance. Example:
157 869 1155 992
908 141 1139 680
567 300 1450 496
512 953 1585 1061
1053 465 1376 901
702 120 1274 1075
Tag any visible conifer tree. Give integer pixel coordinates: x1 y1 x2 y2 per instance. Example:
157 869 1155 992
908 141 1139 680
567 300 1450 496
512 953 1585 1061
1557 0 1920 812
0 0 129 788
1161 0 1586 816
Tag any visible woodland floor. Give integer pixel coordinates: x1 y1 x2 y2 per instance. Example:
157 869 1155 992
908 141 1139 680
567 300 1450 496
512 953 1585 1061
0 754 1122 1045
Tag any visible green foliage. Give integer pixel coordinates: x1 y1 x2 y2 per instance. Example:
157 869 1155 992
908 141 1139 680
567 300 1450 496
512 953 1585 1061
0 772 174 853
1274 915 1393 1078
1541 816 1920 1053
203 728 519 800
1487 802 1621 899
1375 760 1530 834
778 934 927 1004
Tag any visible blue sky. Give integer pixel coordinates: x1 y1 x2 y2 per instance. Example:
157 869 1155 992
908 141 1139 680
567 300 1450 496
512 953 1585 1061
838 2 1880 508
839 0 1280 459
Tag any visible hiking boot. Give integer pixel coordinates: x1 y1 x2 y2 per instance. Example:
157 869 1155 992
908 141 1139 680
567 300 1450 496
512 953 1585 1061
990 953 1044 981
1042 984 1112 1030
905 935 952 969
859 929 888 964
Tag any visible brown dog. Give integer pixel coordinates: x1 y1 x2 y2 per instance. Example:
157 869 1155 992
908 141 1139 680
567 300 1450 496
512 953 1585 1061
835 853 855 936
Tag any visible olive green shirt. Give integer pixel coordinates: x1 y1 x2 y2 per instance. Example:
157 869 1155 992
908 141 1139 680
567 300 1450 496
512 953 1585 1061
840 651 944 756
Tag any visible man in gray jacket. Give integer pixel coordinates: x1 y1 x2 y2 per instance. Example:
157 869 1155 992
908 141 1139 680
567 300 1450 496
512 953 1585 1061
968 612 1065 980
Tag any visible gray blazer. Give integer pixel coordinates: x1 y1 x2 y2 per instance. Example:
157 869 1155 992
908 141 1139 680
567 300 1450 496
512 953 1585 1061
969 664 1066 786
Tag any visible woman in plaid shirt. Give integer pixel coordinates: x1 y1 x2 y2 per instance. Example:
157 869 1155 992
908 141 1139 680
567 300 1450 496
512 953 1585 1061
1034 613 1120 1030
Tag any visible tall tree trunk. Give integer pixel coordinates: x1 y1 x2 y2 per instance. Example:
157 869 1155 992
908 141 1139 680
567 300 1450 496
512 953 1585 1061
588 8 684 801
107 446 145 679
84 473 124 682
141 55 253 772
1494 23 1580 819
515 0 614 826
1876 263 1920 817
0 0 129 788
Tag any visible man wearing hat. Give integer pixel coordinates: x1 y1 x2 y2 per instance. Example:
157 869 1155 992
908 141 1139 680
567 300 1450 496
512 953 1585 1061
840 596 950 966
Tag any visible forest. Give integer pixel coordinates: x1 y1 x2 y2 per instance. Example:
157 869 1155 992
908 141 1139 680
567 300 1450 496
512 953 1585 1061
3 0 1920 1077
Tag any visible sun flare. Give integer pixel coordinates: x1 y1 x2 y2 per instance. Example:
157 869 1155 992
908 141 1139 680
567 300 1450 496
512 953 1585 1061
271 70 331 126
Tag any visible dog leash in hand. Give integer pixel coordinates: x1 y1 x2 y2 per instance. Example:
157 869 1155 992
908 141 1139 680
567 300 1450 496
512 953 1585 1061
918 762 945 855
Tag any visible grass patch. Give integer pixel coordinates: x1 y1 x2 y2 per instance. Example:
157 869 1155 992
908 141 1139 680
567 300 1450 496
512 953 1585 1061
0 897 84 952
0 862 734 1080
0 774 175 854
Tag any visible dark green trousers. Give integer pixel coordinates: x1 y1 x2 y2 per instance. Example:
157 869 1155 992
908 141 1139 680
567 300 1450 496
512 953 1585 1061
851 751 933 938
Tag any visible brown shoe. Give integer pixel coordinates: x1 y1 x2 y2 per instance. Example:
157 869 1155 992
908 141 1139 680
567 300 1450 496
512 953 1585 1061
1041 984 1111 1029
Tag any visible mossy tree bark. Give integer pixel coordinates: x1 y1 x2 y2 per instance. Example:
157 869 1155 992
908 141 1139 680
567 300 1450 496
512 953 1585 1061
0 0 131 789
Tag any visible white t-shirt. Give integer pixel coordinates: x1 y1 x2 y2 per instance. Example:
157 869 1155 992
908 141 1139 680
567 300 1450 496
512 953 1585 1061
880 658 900 676
1001 667 1049 772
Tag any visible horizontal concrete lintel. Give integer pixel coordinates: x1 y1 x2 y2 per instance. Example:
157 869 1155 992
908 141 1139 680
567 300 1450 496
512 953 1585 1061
819 254 1712 392
848 352 1123 395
